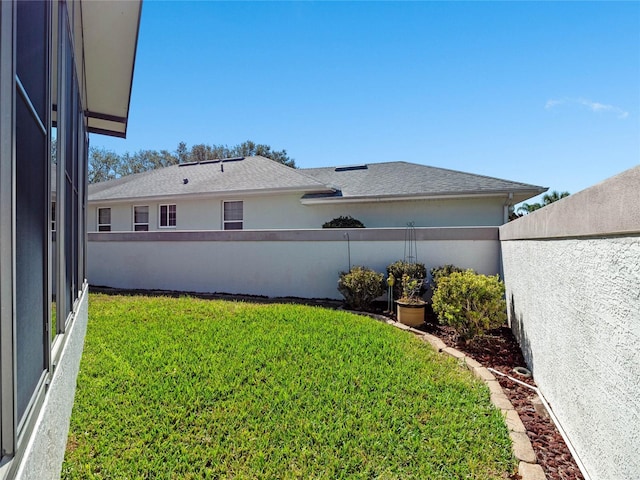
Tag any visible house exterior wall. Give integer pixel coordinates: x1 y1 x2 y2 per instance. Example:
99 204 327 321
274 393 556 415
88 194 507 232
87 227 500 299
0 0 140 477
304 197 506 228
14 286 88 480
500 166 640 480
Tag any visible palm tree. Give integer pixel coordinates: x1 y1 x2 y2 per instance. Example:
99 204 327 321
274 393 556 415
542 191 570 204
516 190 570 216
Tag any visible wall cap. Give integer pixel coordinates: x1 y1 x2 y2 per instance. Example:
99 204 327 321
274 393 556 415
89 226 499 242
500 166 640 240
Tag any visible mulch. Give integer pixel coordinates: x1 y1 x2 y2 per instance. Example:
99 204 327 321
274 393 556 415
413 308 585 480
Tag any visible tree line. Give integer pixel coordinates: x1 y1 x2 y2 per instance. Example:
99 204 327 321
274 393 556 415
87 140 295 184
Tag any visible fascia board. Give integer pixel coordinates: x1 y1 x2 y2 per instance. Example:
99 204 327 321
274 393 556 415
300 190 546 205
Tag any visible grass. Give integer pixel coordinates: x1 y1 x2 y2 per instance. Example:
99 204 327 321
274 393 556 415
62 294 515 479
52 300 56 340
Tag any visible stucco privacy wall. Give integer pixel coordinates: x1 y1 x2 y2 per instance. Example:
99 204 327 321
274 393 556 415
88 227 500 299
500 165 640 480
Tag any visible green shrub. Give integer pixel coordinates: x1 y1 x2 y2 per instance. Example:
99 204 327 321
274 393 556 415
430 264 465 290
387 261 426 300
431 270 507 341
338 266 384 310
322 215 365 228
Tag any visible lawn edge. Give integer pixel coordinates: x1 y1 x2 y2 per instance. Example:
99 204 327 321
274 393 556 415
350 311 546 480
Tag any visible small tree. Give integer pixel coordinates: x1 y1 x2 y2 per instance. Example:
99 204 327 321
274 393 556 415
338 266 384 311
431 270 507 341
386 261 426 300
398 274 425 305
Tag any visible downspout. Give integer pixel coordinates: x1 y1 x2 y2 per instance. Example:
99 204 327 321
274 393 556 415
503 192 514 223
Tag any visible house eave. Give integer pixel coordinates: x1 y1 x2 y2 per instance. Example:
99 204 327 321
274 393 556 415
300 189 546 205
81 0 142 138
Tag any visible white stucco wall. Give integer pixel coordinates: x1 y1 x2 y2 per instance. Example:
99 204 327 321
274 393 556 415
87 228 500 299
87 194 507 232
500 166 640 480
502 238 639 479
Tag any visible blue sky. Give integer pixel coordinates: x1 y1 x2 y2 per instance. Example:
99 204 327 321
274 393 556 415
95 1 640 202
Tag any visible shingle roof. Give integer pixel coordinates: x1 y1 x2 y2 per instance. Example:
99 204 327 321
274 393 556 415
88 156 330 201
300 162 546 203
88 157 546 204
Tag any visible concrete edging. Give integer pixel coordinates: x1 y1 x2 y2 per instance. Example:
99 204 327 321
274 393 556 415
366 314 546 480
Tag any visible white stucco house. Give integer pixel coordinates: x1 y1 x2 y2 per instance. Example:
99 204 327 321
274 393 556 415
87 156 546 231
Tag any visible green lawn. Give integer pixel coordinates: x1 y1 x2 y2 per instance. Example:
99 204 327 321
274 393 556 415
62 294 515 479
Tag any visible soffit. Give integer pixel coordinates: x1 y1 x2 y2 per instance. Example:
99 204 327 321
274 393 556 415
81 0 142 138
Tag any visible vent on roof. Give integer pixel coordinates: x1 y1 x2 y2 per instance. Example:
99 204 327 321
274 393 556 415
179 157 245 167
335 164 367 172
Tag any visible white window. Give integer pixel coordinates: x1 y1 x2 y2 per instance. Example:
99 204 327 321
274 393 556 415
133 205 149 231
159 204 176 228
223 201 243 230
97 207 111 232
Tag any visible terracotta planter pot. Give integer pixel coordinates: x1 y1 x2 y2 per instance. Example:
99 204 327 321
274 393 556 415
396 302 426 327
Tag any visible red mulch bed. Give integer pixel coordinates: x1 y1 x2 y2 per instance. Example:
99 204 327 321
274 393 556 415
413 309 584 480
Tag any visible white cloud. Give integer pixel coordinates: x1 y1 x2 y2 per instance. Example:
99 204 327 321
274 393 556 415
544 99 564 109
545 97 629 119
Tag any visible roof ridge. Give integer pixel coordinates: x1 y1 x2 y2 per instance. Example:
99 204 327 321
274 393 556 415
249 156 330 188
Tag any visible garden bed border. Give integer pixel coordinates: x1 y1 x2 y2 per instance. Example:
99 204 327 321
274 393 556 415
362 312 546 480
